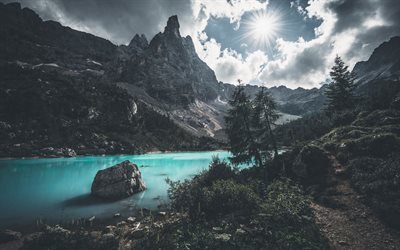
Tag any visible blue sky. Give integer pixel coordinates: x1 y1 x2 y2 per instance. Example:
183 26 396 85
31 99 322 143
5 0 400 88
204 0 322 57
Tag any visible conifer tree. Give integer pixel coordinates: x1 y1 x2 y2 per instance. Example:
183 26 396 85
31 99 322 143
225 82 262 167
325 55 357 111
252 87 279 159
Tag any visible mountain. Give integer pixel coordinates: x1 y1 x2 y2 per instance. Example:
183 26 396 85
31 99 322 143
353 36 400 84
352 36 400 109
0 2 219 157
218 82 327 116
118 15 219 106
0 2 338 157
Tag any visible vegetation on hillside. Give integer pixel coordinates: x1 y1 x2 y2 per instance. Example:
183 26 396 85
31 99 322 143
18 54 400 250
135 158 328 249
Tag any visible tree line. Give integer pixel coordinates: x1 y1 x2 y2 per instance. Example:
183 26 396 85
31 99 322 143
224 55 358 175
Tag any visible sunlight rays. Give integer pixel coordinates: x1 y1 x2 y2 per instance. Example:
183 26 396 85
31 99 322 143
240 8 286 52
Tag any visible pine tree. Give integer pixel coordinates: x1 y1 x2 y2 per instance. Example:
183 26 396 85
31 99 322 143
325 55 357 112
224 83 262 167
251 87 279 159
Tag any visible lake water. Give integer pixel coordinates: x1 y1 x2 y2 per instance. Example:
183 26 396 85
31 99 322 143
0 151 233 228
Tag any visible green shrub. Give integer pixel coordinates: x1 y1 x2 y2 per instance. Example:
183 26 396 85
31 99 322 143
167 157 238 219
260 178 328 249
198 157 236 186
292 145 331 186
168 178 260 220
201 180 260 218
349 155 400 228
262 178 313 226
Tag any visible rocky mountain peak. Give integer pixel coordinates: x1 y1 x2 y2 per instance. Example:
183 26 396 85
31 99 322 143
128 34 148 50
164 15 180 37
2 2 21 12
352 36 400 84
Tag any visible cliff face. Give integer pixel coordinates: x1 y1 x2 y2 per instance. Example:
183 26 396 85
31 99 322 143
0 3 217 157
118 15 219 106
352 36 400 84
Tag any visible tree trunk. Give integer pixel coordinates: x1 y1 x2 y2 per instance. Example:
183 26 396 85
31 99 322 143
265 112 279 158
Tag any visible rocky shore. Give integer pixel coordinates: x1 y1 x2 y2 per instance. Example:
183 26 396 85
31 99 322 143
0 209 173 250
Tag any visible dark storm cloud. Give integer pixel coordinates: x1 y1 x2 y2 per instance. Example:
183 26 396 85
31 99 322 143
2 0 193 44
2 0 400 87
328 0 376 33
327 0 400 64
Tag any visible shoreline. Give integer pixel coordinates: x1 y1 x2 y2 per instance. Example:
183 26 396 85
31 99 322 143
1 206 165 233
0 149 229 161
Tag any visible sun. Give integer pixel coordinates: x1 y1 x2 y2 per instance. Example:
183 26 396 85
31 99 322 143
243 10 282 49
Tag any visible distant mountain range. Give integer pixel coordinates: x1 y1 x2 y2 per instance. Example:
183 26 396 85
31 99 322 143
0 2 399 157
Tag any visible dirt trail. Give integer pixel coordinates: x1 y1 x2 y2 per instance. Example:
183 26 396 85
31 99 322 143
311 156 400 249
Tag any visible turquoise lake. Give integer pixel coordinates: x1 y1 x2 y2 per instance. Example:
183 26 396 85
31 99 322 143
0 151 233 228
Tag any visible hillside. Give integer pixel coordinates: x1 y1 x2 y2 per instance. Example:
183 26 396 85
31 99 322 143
0 3 221 157
0 2 331 157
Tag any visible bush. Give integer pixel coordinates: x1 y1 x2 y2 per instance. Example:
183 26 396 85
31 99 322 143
198 157 236 186
167 177 260 220
147 178 327 249
262 178 312 225
292 145 331 186
201 180 260 218
349 155 400 228
260 179 328 249
167 158 238 219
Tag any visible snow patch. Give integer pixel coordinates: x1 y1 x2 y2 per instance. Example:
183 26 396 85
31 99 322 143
86 59 102 66
32 63 60 69
216 95 227 105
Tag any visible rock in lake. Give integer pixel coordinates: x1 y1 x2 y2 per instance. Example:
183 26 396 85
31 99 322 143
91 160 146 199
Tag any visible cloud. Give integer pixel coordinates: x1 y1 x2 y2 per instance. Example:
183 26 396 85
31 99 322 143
197 35 269 84
5 0 194 44
256 0 400 88
6 0 400 88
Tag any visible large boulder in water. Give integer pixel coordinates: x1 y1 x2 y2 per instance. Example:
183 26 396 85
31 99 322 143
91 160 146 199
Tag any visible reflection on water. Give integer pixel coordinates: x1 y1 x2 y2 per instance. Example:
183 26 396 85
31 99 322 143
0 151 232 227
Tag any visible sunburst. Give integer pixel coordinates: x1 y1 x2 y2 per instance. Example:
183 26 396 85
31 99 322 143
242 10 283 50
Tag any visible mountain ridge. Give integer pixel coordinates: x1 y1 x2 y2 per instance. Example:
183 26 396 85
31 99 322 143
1 2 399 157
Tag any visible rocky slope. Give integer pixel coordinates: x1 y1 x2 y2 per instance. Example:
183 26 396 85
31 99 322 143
0 2 314 157
353 36 400 84
351 36 400 110
117 15 220 106
0 2 221 157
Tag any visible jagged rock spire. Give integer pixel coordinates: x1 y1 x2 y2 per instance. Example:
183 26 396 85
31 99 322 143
164 15 180 37
128 34 148 50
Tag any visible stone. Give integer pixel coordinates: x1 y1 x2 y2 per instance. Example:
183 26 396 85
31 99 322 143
214 233 231 242
91 160 146 199
90 231 101 239
127 217 136 223
105 225 116 233
117 221 127 227
212 227 223 232
102 233 115 241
